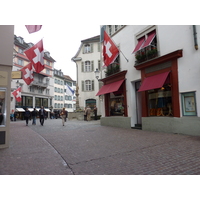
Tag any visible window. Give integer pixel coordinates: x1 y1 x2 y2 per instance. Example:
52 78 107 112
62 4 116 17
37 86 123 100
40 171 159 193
55 79 57 84
46 89 50 95
85 61 91 72
148 85 172 117
82 80 94 91
108 25 112 35
38 88 43 94
115 25 118 31
55 95 57 100
18 48 23 54
29 86 34 92
46 69 50 75
61 96 63 101
55 103 57 108
134 29 158 64
61 89 63 93
84 44 91 53
58 96 60 101
55 87 57 92
82 61 94 72
18 59 24 66
58 88 60 93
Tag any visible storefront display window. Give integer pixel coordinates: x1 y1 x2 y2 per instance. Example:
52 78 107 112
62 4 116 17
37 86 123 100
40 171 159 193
0 89 6 126
110 93 124 116
181 92 197 116
148 84 172 116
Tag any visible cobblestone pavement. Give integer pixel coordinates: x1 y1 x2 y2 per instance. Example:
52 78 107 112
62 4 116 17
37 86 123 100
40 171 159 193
1 118 200 175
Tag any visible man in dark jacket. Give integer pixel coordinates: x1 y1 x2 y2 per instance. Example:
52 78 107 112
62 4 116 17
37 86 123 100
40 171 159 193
39 106 46 126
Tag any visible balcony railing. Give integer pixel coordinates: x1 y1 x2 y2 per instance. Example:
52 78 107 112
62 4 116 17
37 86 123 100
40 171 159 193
105 63 120 77
135 47 159 65
31 81 48 88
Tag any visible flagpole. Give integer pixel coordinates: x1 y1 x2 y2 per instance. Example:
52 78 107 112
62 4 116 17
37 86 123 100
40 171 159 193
119 48 129 62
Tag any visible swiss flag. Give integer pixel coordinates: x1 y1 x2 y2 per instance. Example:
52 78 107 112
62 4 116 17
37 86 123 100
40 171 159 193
20 63 34 85
24 39 44 73
25 25 42 34
103 30 119 67
12 87 22 102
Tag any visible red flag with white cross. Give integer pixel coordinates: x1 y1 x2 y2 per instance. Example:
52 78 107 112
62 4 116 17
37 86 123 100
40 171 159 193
103 30 119 67
24 39 44 73
20 63 34 85
12 87 22 102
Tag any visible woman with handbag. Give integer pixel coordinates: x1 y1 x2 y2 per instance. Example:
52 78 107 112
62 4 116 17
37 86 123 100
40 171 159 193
60 107 68 126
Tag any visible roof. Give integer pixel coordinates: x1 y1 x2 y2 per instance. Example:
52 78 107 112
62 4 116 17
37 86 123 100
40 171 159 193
81 35 100 43
72 35 100 60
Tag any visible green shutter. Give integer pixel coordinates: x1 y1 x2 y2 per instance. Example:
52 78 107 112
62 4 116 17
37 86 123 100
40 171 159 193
92 80 94 91
81 62 84 72
91 61 94 71
82 81 84 91
91 43 93 53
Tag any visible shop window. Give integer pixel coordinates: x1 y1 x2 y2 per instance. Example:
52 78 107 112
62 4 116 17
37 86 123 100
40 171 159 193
148 84 172 116
110 93 124 116
0 89 6 126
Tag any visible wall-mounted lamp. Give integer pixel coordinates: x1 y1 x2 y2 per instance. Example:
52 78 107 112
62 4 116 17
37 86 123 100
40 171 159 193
16 80 20 88
94 68 100 80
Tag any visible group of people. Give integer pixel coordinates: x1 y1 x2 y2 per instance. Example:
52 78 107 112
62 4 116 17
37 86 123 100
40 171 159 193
84 105 97 121
24 106 69 126
24 106 46 126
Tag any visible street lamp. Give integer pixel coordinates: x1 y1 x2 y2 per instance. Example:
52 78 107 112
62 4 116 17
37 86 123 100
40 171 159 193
94 68 100 80
16 80 20 88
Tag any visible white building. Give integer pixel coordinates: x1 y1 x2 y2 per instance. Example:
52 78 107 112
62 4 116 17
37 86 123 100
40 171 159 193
72 35 101 115
96 25 200 136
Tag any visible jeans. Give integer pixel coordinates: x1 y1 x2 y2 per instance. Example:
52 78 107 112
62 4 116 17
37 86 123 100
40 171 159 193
32 116 36 125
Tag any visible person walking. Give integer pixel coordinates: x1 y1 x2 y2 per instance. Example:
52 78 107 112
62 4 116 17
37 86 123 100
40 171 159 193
60 107 68 126
31 108 37 125
39 106 46 126
86 105 91 121
24 108 31 126
93 105 98 120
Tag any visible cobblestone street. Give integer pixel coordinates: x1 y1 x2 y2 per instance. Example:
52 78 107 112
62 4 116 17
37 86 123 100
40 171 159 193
1 118 200 175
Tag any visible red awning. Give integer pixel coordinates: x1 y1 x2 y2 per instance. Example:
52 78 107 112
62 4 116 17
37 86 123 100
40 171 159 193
132 37 145 53
96 79 124 96
141 30 156 49
138 71 170 92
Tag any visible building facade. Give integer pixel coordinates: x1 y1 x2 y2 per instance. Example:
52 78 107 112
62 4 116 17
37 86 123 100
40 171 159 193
97 25 200 136
11 35 56 116
0 25 14 148
72 35 101 114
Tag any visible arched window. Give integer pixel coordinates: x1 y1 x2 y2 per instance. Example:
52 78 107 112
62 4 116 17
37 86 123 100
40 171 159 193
84 44 91 53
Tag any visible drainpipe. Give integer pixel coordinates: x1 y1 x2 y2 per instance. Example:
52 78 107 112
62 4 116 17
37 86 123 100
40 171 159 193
193 25 198 50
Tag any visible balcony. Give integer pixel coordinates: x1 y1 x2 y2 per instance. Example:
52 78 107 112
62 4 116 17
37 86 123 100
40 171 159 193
31 81 48 88
135 47 159 65
105 63 120 77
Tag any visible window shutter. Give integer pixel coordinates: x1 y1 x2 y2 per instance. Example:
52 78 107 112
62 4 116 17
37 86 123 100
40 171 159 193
91 43 93 53
91 61 94 71
92 80 94 91
82 45 85 54
98 42 100 52
81 62 84 72
82 81 84 91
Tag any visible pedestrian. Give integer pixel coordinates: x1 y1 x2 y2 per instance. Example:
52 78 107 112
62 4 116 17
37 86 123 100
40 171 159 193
60 107 68 126
39 106 46 126
31 108 37 125
14 111 17 121
86 105 91 121
93 105 98 120
24 108 31 126
84 107 87 121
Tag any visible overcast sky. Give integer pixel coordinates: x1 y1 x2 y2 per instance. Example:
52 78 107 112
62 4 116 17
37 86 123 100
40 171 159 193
14 24 100 81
